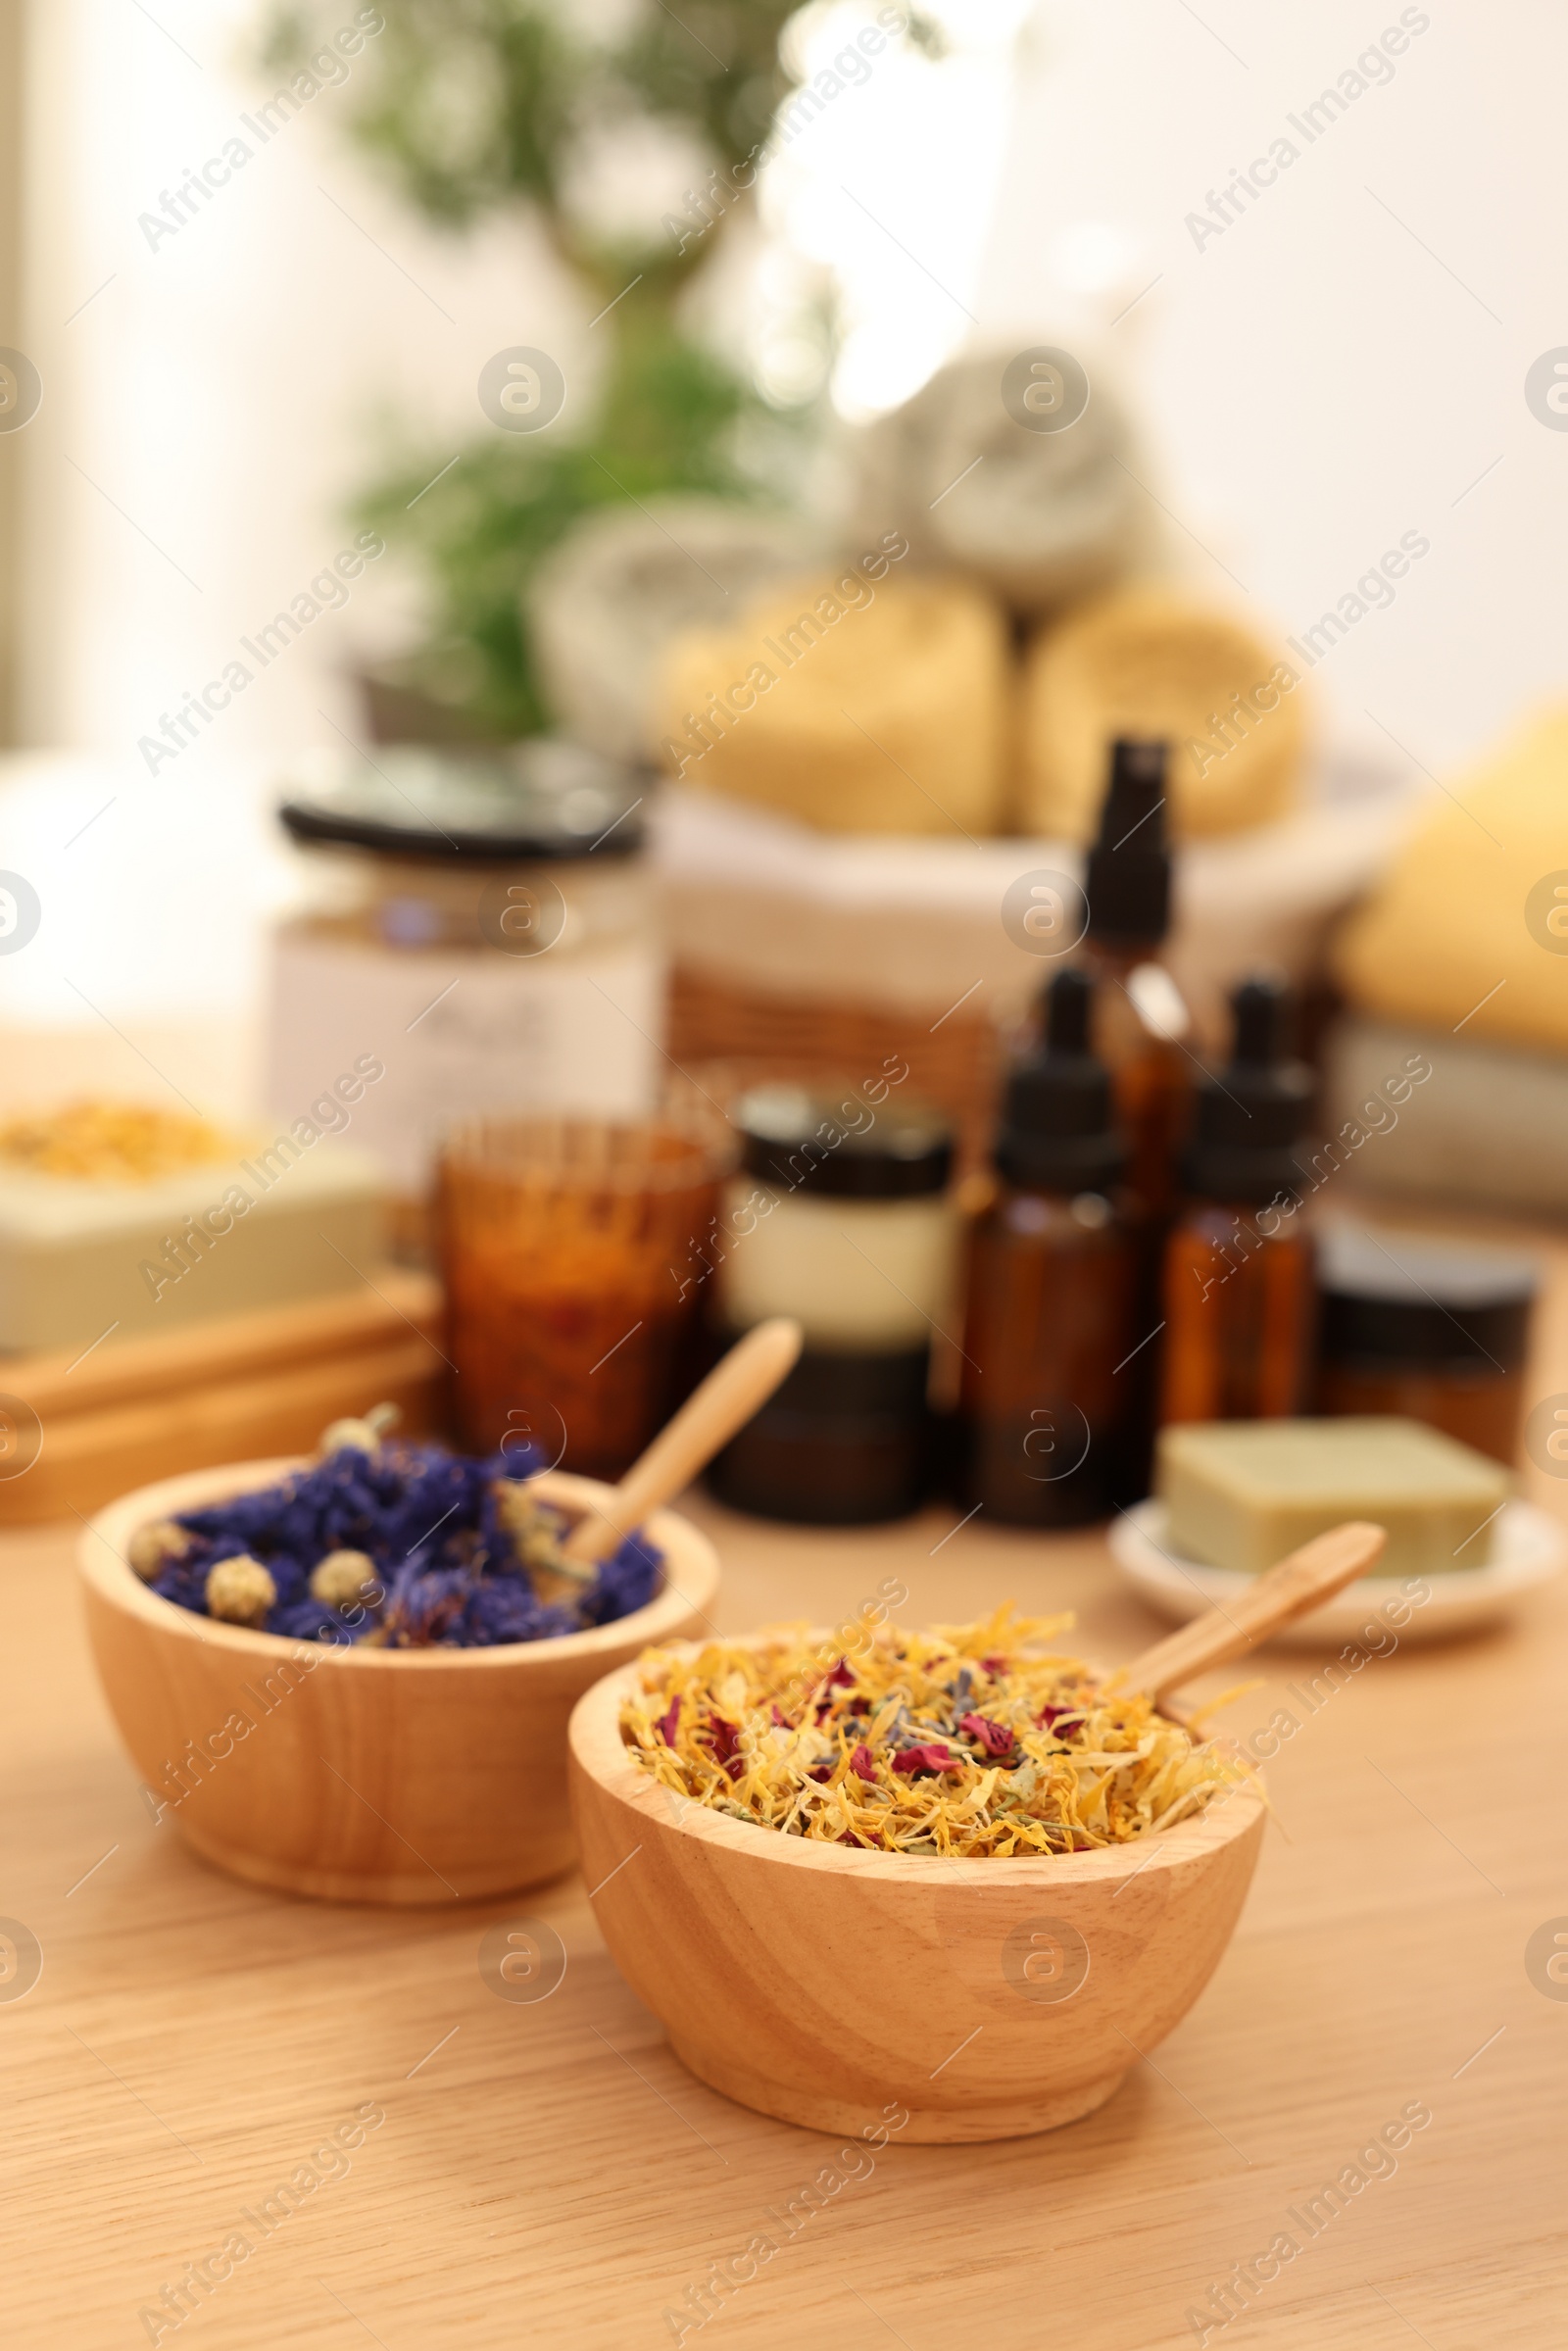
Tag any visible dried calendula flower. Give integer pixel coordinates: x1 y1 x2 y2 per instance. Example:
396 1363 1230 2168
0 1100 231 1181
127 1518 191 1583
621 1606 1246 1859
309 1550 381 1611
492 1480 595 1608
205 1554 277 1628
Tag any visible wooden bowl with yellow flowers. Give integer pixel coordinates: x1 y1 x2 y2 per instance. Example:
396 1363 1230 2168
79 1442 718 1905
569 1609 1268 2143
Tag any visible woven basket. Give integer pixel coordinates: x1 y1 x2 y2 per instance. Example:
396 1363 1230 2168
666 964 1005 1170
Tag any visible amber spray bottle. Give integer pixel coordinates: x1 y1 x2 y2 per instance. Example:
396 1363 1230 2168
1159 975 1317 1424
1080 736 1190 1223
1078 735 1191 1498
959 966 1139 1525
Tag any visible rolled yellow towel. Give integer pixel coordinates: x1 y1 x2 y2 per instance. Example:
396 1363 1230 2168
1335 709 1568 1055
654 558 1008 836
1020 587 1306 840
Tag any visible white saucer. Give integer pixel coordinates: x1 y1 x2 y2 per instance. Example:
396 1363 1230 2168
1108 1497 1565 1645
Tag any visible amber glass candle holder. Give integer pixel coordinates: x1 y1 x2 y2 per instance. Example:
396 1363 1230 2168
440 1116 733 1480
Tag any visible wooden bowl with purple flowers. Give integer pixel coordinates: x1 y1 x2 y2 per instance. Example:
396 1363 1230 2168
78 1454 718 1905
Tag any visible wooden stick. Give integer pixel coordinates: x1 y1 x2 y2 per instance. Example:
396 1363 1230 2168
1123 1520 1389 1706
560 1318 804 1564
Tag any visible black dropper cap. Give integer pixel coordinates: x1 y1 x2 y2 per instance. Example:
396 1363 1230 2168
1085 738 1171 949
996 967 1127 1195
1181 974 1314 1203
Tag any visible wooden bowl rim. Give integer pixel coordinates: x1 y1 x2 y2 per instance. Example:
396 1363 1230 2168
78 1457 718 1672
570 1649 1267 1888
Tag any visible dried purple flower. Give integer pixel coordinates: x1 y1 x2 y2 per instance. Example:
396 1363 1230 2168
138 1439 663 1650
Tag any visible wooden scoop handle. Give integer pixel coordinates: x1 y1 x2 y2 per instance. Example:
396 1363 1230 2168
1123 1520 1388 1706
561 1317 804 1564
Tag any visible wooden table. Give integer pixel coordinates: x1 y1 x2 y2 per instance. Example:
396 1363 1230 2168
5 1235 1568 2350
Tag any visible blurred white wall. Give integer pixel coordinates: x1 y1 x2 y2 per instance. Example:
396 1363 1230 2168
15 0 583 765
12 0 1567 780
981 0 1568 776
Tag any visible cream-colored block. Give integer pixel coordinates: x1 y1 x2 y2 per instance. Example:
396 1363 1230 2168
0 1134 386 1350
655 571 1009 836
1021 588 1305 841
1158 1417 1510 1579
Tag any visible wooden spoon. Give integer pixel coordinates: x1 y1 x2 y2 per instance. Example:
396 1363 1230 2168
558 1316 804 1565
1122 1519 1389 1707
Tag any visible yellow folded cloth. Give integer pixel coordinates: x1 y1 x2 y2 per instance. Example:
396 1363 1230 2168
654 564 1008 835
1019 587 1306 840
1335 709 1568 1053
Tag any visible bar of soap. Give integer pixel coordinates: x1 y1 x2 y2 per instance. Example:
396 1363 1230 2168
1158 1417 1510 1579
0 1131 386 1351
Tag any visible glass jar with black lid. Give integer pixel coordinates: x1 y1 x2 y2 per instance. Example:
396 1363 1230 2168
1315 1224 1537 1465
265 741 662 1249
705 1080 957 1523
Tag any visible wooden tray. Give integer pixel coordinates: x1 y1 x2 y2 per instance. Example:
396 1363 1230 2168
0 1269 444 1525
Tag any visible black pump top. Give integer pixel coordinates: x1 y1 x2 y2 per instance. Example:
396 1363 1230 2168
995 967 1126 1195
1182 974 1314 1203
1085 738 1171 949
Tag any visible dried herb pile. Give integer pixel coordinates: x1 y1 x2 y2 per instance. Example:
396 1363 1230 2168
622 1609 1241 1857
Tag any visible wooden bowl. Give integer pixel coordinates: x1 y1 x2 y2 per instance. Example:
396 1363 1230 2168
569 1653 1266 2143
79 1459 718 1906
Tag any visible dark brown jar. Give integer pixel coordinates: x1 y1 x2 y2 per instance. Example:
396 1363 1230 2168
1159 976 1317 1427
1315 1224 1537 1464
959 968 1139 1524
705 1083 958 1524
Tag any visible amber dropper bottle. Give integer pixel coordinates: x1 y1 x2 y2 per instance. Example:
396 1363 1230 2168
1160 975 1317 1425
958 966 1138 1526
1080 736 1190 1224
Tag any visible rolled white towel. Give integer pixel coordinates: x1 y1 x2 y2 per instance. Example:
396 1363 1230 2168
527 498 825 762
848 346 1154 615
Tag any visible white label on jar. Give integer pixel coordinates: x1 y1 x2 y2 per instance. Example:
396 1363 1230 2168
266 932 662 1191
716 1184 957 1349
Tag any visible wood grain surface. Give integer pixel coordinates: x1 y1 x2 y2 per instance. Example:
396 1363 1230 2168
0 1272 446 1527
2 1215 1566 2348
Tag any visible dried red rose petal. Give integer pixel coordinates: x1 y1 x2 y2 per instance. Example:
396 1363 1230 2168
656 1696 681 1745
849 1742 876 1780
958 1711 1015 1757
704 1713 748 1779
812 1656 858 1718
808 1763 835 1784
893 1741 956 1776
1038 1701 1084 1733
